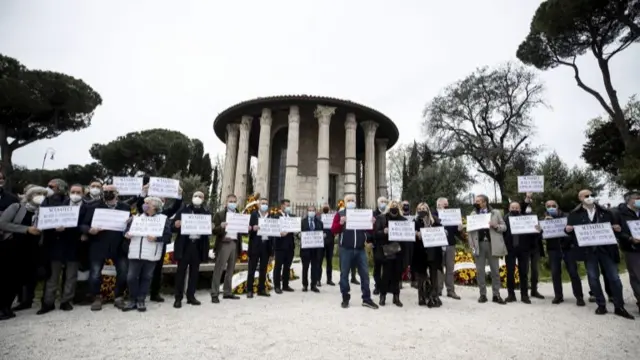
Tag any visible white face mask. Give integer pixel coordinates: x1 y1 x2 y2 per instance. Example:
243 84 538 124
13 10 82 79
46 188 55 197
32 195 45 205
584 197 595 205
192 197 203 206
525 206 532 214
346 201 356 209
69 194 82 203
89 188 101 196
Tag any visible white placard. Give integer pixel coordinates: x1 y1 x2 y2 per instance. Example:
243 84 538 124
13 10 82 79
128 214 167 237
148 177 180 198
258 218 281 237
404 215 415 222
540 218 568 239
466 213 491 232
181 214 212 235
438 208 462 226
388 220 415 242
346 209 373 230
420 227 449 248
517 175 544 193
574 223 618 247
301 231 324 249
508 215 539 235
90 209 130 231
628 220 640 240
226 213 251 234
280 217 301 233
112 177 143 196
321 213 334 229
37 206 81 230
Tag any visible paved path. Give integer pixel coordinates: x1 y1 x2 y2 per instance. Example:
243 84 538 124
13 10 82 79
1 265 639 360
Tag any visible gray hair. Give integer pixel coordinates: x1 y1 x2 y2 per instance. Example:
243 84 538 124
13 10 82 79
193 191 205 198
144 196 165 211
50 178 68 193
377 196 388 204
436 197 448 207
24 185 47 203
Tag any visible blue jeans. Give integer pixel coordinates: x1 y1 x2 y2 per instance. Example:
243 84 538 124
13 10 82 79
127 259 157 302
89 257 128 298
339 247 371 301
548 248 583 299
585 250 624 308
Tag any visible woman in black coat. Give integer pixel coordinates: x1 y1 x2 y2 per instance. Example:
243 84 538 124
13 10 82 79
374 200 407 307
414 202 444 308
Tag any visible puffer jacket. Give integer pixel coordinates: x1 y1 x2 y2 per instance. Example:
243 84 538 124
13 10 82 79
127 213 172 261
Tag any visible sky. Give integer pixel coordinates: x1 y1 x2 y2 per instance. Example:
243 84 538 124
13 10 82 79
1 0 639 204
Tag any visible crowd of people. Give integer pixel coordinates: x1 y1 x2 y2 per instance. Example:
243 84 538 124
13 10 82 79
0 170 638 322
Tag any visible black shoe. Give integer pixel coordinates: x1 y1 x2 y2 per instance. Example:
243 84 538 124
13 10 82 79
379 294 386 306
11 302 32 312
137 301 146 312
121 301 137 312
211 296 220 304
434 297 443 307
257 291 271 297
393 295 403 307
362 299 379 309
447 292 461 300
0 308 16 321
247 292 254 298
351 278 360 285
521 296 532 304
223 295 240 300
311 287 320 293
478 295 488 303
60 302 73 311
505 294 517 303
327 280 335 286
149 295 164 303
531 291 545 299
37 304 55 315
595 306 607 315
373 287 380 295
427 297 436 308
283 286 295 292
576 297 586 307
418 297 427 306
341 300 349 308
275 288 283 294
302 287 308 292
187 298 201 305
614 307 635 320
492 296 506 305
173 300 182 308
552 297 564 305
316 281 322 287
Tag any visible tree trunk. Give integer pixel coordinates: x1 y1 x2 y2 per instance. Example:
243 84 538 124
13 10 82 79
597 58 634 151
498 179 509 208
0 124 15 191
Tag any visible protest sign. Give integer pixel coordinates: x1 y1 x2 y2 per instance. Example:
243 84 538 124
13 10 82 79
37 206 81 230
466 213 491 232
128 214 168 237
438 208 462 226
508 215 539 235
574 223 617 247
181 214 212 235
91 209 130 232
280 217 301 233
346 209 373 230
258 218 281 237
388 220 415 241
517 175 544 193
540 218 568 239
420 227 449 248
301 231 324 249
112 177 143 196
148 177 180 198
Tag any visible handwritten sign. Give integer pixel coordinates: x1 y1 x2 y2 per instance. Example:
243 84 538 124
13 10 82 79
628 220 640 240
517 175 544 193
37 206 81 230
321 213 334 229
91 209 130 232
226 213 250 234
420 227 449 248
540 218 568 239
112 176 143 196
280 217 301 233
466 213 491 232
508 215 539 235
148 177 180 199
388 220 415 242
438 208 462 226
128 214 167 237
301 231 324 249
574 223 617 247
181 214 212 235
346 209 373 230
258 218 281 237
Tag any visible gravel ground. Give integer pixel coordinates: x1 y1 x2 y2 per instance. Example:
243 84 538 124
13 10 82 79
1 264 639 360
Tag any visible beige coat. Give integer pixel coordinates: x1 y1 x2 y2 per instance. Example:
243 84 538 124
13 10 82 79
466 209 507 257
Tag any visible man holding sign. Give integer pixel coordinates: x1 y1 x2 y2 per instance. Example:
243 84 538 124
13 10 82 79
565 189 633 320
246 197 274 298
611 189 640 314
300 205 324 293
272 199 296 294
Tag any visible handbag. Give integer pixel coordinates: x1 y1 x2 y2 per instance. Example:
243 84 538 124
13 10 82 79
382 242 401 259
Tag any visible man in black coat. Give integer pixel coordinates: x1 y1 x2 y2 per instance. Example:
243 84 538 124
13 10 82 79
565 189 633 319
0 171 19 213
318 203 336 286
246 197 274 298
371 197 387 295
611 189 640 314
272 199 295 294
520 192 545 299
300 205 324 293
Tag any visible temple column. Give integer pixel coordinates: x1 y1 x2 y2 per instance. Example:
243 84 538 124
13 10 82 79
315 105 336 205
284 106 300 202
255 108 272 198
343 113 357 198
233 116 252 206
376 138 389 198
360 120 378 209
220 124 239 204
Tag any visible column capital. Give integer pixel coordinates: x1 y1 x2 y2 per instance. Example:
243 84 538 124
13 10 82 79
288 106 300 124
226 123 240 135
375 138 389 148
345 113 357 130
360 120 378 137
260 108 272 126
240 116 252 131
314 105 336 119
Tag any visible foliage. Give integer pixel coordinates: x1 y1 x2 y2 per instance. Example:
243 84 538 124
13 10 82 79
9 162 106 194
386 144 407 199
516 0 640 153
423 62 544 205
171 172 208 206
0 53 102 187
209 164 221 211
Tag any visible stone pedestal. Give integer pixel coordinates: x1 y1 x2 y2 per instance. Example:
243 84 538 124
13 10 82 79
343 113 357 197
360 120 378 209
255 108 272 198
220 124 239 204
376 138 388 198
233 116 252 206
315 105 336 205
284 106 300 202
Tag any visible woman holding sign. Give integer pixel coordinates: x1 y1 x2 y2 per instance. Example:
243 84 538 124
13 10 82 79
414 203 444 308
374 201 407 307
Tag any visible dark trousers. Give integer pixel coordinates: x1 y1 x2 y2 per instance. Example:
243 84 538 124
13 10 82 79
149 243 166 297
247 248 270 293
529 250 540 292
174 242 202 300
380 257 403 295
548 248 583 299
127 259 156 302
0 239 20 310
506 250 530 296
89 256 128 298
373 258 382 288
301 248 322 288
274 248 294 289
587 261 612 298
426 261 441 297
585 250 624 308
15 239 42 306
339 248 371 301
319 240 335 282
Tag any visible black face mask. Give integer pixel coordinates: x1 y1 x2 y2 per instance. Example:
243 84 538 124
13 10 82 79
473 203 481 210
509 211 519 216
390 208 399 216
417 211 427 218
103 192 116 201
323 207 330 214
402 205 410 212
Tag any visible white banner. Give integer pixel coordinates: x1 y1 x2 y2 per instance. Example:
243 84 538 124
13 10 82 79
628 220 640 240
508 215 539 235
517 175 544 193
574 223 617 247
420 227 448 248
112 176 143 196
321 213 334 229
346 209 373 230
301 231 324 249
226 213 251 234
37 206 81 230
388 220 415 242
280 217 301 233
466 213 491 232
181 214 212 235
258 218 281 237
128 214 167 237
90 209 130 232
148 177 180 198
540 218 568 239
438 208 462 226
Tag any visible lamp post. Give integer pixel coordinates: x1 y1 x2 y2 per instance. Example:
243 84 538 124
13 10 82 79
42 148 56 170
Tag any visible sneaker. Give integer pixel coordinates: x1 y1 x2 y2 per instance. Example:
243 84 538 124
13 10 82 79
187 298 201 305
36 304 55 315
149 295 164 303
492 295 506 305
521 296 532 304
478 295 488 303
362 299 379 309
614 307 635 320
90 298 102 311
505 294 517 303
60 302 73 311
447 292 461 300
595 306 607 315
576 297 586 307
552 297 564 305
114 297 125 309
531 291 545 299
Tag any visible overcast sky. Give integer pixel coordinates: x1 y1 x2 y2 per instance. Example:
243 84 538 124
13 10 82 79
1 0 638 203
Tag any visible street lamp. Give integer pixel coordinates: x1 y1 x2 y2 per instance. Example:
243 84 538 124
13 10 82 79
42 148 56 169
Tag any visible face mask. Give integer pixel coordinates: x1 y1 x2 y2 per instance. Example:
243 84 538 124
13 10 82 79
378 203 387 211
70 194 82 203
346 201 356 209
322 207 330 214
389 208 399 215
583 197 595 205
634 200 640 208
227 202 237 211
473 203 481 210
308 211 316 218
509 211 520 216
260 204 269 212
89 187 101 196
32 195 45 205
417 211 427 218
402 205 410 212
547 208 557 216
285 206 292 214
46 188 55 197
142 204 150 213
192 197 203 206
103 192 116 201
525 207 532 214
